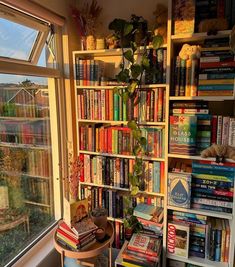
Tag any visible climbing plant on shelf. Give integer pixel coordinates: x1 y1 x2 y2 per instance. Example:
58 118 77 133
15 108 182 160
108 16 163 233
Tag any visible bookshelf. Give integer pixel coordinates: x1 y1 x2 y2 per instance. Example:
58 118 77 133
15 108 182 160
73 42 168 251
165 0 235 267
0 87 53 215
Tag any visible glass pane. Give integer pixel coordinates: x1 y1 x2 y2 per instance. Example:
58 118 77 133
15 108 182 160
0 18 38 60
0 74 54 267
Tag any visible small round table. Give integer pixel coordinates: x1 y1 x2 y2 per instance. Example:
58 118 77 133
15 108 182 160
54 221 114 267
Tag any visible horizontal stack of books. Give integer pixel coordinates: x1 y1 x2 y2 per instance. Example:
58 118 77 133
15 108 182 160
118 234 162 267
198 39 235 97
134 203 164 236
56 219 98 251
77 87 165 122
79 125 165 158
192 160 235 214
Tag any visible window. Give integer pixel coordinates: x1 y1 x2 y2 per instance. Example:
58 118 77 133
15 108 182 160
0 4 64 267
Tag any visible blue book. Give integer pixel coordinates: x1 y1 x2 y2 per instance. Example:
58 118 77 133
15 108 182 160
192 161 235 174
153 161 160 193
168 172 191 208
198 84 234 90
133 203 156 220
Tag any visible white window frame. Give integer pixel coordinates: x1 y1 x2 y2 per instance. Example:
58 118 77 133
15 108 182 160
0 3 50 64
0 7 68 267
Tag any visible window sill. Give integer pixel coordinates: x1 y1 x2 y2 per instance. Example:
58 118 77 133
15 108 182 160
11 224 58 267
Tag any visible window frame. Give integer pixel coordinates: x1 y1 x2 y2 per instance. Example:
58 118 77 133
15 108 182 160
0 3 50 64
0 7 67 267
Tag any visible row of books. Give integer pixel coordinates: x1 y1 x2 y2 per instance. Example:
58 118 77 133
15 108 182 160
0 147 51 177
169 113 235 156
79 125 165 158
168 160 235 214
117 234 162 267
198 41 235 96
167 211 230 263
145 48 167 84
22 176 50 205
75 58 106 86
0 120 50 146
79 154 164 193
192 160 234 214
80 186 164 218
0 102 49 118
77 87 166 122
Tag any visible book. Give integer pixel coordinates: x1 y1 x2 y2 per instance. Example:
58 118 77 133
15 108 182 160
168 172 191 208
167 222 189 258
127 233 161 257
71 217 98 238
133 203 157 221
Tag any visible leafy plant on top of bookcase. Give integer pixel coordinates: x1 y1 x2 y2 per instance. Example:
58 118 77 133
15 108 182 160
108 18 163 195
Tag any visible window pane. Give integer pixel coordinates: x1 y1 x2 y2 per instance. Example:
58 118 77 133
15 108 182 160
0 74 54 267
0 18 38 60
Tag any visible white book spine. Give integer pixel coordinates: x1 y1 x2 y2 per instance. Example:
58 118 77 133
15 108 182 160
228 118 235 147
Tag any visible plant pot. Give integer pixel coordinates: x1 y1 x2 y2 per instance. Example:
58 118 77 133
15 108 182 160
90 208 108 228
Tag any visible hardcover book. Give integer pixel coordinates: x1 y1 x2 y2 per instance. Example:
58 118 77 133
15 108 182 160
168 172 191 208
167 222 189 258
169 115 197 155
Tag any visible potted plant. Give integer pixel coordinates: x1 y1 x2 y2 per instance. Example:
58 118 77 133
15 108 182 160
90 207 108 228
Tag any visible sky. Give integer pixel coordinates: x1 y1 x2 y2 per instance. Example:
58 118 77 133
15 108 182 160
0 18 47 85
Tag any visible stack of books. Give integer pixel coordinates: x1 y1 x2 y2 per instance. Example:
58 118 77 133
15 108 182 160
192 160 235 214
198 39 235 97
133 203 164 236
119 234 162 267
56 219 98 251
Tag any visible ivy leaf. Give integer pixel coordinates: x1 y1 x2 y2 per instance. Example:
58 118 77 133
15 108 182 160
140 137 147 146
127 80 138 94
124 23 133 36
152 34 163 49
133 145 141 155
116 69 129 83
124 50 134 63
141 55 150 69
131 186 139 195
122 91 130 103
132 129 141 139
130 41 137 53
127 120 137 130
131 64 142 79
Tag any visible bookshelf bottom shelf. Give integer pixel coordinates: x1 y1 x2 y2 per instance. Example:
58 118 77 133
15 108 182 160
167 254 228 267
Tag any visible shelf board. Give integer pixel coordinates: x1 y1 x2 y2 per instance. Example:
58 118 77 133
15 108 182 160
167 206 233 220
171 30 231 43
168 153 235 163
80 182 165 197
0 142 50 150
167 254 228 267
79 150 165 161
78 119 166 126
169 96 235 101
0 116 50 121
107 217 123 223
76 84 166 89
24 200 50 208
73 44 167 57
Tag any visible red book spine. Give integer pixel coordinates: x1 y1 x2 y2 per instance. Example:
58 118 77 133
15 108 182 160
107 127 112 153
79 154 84 182
160 162 165 194
57 228 79 244
211 115 218 144
200 61 235 68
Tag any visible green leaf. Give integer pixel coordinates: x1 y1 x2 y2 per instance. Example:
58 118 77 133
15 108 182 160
127 120 137 130
131 64 142 79
141 55 150 69
116 69 130 83
127 81 138 94
124 23 133 36
124 50 134 63
109 18 126 33
132 129 141 139
122 91 130 103
131 186 139 195
152 35 163 49
130 41 137 53
133 145 141 155
140 137 147 146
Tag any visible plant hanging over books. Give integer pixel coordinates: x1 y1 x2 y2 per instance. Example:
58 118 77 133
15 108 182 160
108 16 163 195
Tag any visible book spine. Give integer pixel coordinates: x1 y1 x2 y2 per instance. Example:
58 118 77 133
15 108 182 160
228 117 235 146
179 59 186 96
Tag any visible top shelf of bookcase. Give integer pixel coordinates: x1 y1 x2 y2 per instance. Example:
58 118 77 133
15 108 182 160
73 44 167 57
171 30 231 43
